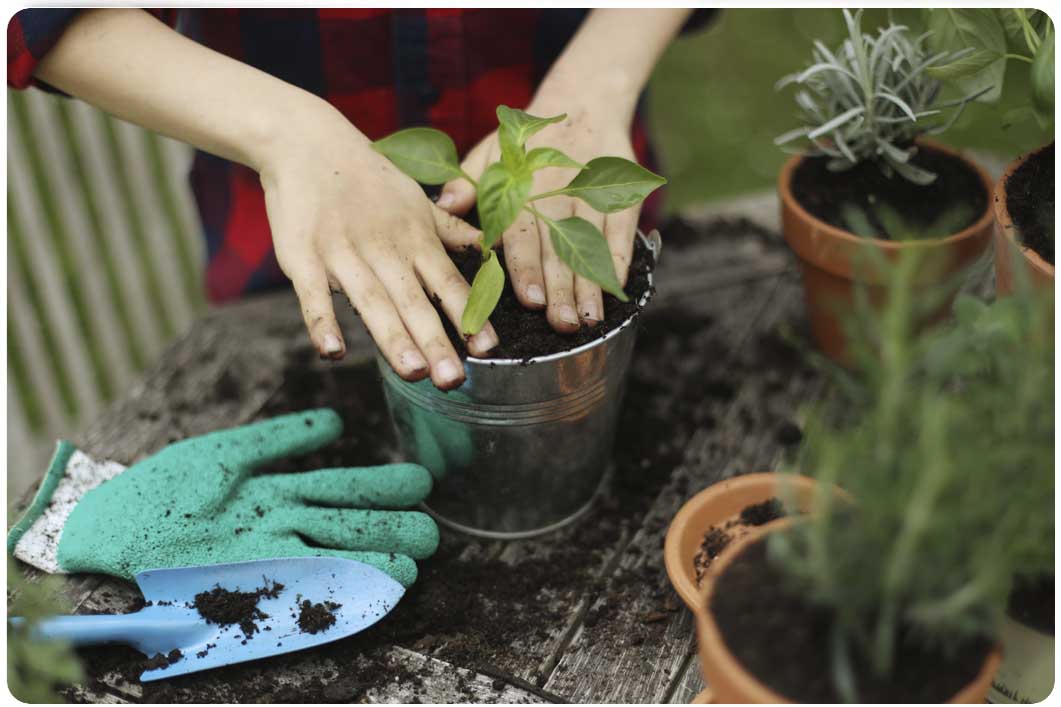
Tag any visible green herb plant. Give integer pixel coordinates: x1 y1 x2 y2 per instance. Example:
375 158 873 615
373 107 666 336
769 254 1054 701
7 558 84 702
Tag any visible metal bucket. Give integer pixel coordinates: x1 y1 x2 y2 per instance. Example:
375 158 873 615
377 231 659 538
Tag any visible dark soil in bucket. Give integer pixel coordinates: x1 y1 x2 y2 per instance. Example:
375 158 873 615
297 600 341 634
1005 143 1055 264
711 540 993 703
440 236 654 360
1008 573 1054 635
792 144 987 240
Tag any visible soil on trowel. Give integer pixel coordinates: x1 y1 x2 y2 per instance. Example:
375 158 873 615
711 540 992 703
693 497 788 585
439 236 654 361
66 217 822 704
792 144 986 240
143 649 183 671
1005 143 1055 264
193 579 285 637
297 600 341 634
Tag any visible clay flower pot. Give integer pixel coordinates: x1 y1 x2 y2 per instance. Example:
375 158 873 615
663 472 819 611
695 519 1003 704
993 145 1055 296
778 141 994 363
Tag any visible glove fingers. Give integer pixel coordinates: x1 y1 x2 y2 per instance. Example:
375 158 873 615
266 464 432 508
308 549 420 588
196 409 342 468
287 507 439 560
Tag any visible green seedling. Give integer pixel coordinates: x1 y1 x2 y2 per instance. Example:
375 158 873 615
373 106 666 336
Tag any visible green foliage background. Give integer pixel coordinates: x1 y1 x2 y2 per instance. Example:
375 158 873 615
648 8 1053 211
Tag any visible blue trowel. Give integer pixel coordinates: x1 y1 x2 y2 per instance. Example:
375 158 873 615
10 557 404 681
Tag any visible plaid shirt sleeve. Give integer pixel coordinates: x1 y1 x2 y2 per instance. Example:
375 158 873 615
8 9 177 89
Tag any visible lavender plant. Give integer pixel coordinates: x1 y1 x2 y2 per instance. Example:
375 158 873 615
776 9 990 186
373 107 665 336
769 255 1054 701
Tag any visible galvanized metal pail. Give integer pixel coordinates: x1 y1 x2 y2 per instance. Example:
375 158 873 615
377 231 659 539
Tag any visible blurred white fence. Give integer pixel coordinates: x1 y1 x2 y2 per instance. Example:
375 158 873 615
7 88 205 503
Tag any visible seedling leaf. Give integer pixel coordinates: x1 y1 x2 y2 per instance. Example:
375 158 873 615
461 251 504 336
558 157 666 213
546 217 628 300
477 162 532 249
372 128 463 185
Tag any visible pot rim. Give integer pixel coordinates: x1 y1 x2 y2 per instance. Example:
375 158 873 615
778 138 996 253
993 143 1055 279
464 229 660 367
696 517 1003 704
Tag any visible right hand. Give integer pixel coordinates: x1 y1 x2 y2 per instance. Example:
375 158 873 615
259 104 498 390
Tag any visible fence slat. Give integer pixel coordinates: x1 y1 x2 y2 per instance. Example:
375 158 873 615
8 118 103 415
66 100 166 360
22 91 136 383
113 118 195 332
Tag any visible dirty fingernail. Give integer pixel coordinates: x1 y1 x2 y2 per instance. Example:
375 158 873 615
469 327 499 354
323 334 343 354
557 304 580 326
526 284 546 306
436 358 463 386
400 349 428 373
436 193 455 210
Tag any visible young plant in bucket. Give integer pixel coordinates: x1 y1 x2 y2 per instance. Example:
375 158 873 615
774 9 997 362
694 254 1053 703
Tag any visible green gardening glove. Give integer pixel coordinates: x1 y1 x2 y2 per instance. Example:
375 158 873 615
8 409 438 587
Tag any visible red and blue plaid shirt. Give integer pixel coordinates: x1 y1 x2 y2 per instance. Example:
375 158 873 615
10 9 712 302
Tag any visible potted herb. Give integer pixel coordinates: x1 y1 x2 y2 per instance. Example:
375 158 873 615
775 9 995 363
371 106 665 537
921 8 1056 295
692 256 1053 702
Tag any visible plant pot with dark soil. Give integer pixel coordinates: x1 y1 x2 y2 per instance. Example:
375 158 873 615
775 11 995 363
696 520 1003 704
994 143 1055 295
371 107 666 538
699 244 1053 703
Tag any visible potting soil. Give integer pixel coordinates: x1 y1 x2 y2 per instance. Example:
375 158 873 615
1005 143 1055 264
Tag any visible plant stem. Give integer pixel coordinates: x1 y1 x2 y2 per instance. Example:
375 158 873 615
1003 53 1035 64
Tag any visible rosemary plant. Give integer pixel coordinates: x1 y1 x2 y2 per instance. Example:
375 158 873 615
776 9 990 185
769 254 1054 701
373 107 665 336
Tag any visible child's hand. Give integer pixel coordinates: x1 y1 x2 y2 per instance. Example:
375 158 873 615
259 106 498 390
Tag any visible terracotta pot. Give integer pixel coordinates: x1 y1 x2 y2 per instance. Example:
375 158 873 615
993 145 1054 296
695 519 1003 704
778 141 995 363
663 472 820 611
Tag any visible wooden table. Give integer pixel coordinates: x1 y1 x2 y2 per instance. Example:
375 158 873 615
10 194 965 703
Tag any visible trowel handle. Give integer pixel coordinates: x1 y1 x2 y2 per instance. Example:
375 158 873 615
9 611 181 647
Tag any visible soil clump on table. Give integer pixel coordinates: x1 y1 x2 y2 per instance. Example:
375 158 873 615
711 540 992 703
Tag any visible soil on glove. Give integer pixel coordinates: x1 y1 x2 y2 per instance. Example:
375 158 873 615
1005 143 1055 264
439 237 654 361
711 539 992 703
193 579 284 637
792 144 986 240
297 600 341 634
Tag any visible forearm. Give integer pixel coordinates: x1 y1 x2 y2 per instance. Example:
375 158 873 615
532 8 693 122
34 8 350 172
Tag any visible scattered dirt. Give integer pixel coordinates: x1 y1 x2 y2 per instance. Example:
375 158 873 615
1005 142 1054 264
143 650 183 671
193 579 285 637
792 143 987 240
711 539 992 703
693 498 788 585
439 237 654 361
297 600 341 634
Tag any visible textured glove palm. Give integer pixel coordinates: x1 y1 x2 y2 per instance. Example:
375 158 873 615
13 409 438 587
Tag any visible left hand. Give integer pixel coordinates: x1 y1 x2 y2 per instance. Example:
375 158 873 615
436 102 642 334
